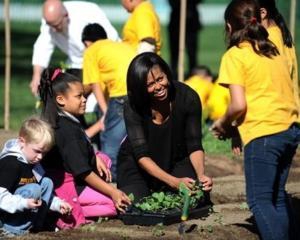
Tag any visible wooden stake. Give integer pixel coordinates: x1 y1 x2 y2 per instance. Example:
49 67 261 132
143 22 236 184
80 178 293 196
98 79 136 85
178 0 187 82
4 0 11 130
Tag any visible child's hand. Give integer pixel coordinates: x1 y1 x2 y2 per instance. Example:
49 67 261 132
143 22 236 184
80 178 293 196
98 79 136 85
96 155 112 182
27 198 42 209
232 136 243 155
59 201 72 215
210 118 228 140
99 114 106 131
111 189 131 213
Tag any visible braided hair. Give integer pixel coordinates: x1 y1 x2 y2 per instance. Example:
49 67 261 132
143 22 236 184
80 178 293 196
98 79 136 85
38 68 81 127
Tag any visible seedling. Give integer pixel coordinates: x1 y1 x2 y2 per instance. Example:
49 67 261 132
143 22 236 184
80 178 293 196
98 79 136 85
131 180 204 217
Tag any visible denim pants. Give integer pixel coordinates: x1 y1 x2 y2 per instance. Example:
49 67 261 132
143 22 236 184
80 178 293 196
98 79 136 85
101 96 127 181
2 177 54 235
244 123 300 240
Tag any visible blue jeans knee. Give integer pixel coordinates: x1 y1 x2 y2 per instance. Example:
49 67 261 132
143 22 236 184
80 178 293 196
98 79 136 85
244 124 300 240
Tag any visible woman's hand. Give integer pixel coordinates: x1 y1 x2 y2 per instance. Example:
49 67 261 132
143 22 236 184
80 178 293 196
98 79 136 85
96 155 112 182
169 177 195 190
111 189 131 213
198 175 213 191
27 198 42 209
59 201 73 215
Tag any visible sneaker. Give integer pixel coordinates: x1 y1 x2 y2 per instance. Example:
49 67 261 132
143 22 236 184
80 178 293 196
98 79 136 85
0 228 16 239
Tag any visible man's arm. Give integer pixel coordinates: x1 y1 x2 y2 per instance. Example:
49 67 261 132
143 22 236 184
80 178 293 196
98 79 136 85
31 21 55 96
30 65 44 96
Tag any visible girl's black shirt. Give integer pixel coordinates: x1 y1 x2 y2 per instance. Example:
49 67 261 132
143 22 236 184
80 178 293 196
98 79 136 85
122 81 204 167
42 115 97 194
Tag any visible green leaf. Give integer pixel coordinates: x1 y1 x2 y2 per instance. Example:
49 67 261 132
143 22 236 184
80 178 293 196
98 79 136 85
157 192 165 202
128 193 135 202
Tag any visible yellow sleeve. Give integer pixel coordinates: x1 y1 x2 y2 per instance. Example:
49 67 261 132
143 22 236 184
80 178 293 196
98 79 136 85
134 8 155 41
219 50 245 87
83 49 101 85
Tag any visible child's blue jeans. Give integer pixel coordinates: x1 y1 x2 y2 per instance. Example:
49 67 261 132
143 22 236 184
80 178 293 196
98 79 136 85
244 123 300 240
100 96 127 181
2 177 54 235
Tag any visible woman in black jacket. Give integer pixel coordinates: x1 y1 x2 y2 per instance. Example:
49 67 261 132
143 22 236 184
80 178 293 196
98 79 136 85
117 52 212 201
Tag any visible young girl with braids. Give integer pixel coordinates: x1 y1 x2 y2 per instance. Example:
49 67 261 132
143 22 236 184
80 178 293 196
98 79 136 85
39 68 130 228
211 0 300 239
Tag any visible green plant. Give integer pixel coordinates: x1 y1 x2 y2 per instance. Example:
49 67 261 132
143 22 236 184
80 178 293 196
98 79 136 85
132 181 204 214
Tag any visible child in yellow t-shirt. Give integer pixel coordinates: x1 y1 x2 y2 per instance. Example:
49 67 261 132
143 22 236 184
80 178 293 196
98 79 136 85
121 0 161 54
258 0 299 114
206 78 230 122
211 0 300 239
82 23 136 181
184 65 215 118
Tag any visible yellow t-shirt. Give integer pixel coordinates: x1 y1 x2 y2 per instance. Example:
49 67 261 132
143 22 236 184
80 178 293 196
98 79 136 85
206 80 230 121
184 75 213 109
83 39 136 98
218 42 299 145
267 26 300 114
122 1 161 54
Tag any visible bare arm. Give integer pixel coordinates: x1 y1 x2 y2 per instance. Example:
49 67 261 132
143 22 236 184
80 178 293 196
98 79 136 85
83 171 130 212
190 150 212 191
30 65 44 96
138 157 195 190
83 171 115 197
221 84 247 125
211 84 246 138
91 83 108 115
85 120 104 138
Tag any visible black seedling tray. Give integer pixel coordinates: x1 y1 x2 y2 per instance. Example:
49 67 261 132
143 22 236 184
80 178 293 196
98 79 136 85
119 200 212 226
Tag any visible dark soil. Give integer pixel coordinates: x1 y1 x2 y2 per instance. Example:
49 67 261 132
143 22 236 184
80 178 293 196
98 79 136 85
0 130 299 240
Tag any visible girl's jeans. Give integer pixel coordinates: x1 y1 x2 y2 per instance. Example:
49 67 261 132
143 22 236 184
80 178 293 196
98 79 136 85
244 123 300 240
100 96 127 181
2 177 54 235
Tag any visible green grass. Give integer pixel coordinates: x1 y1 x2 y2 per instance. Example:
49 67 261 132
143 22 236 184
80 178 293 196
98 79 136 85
0 77 37 130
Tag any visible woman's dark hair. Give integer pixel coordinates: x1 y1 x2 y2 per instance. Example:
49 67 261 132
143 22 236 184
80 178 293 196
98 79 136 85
258 0 293 47
39 68 81 127
81 23 107 43
126 52 175 116
224 0 279 58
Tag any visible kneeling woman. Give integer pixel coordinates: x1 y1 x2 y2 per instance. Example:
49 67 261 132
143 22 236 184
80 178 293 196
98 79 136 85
117 52 212 201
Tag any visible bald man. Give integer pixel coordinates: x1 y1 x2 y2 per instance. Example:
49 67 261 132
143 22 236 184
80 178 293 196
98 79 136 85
30 0 119 96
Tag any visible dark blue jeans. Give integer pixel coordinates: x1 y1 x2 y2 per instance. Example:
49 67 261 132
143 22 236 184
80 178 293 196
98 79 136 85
101 96 127 181
244 123 300 240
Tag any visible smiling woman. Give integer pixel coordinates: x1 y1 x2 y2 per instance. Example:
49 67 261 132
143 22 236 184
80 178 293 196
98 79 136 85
117 52 213 202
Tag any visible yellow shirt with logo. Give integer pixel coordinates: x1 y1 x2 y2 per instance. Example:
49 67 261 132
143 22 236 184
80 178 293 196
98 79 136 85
185 75 213 110
122 1 161 54
83 39 136 98
206 80 230 121
267 26 299 114
218 42 299 145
